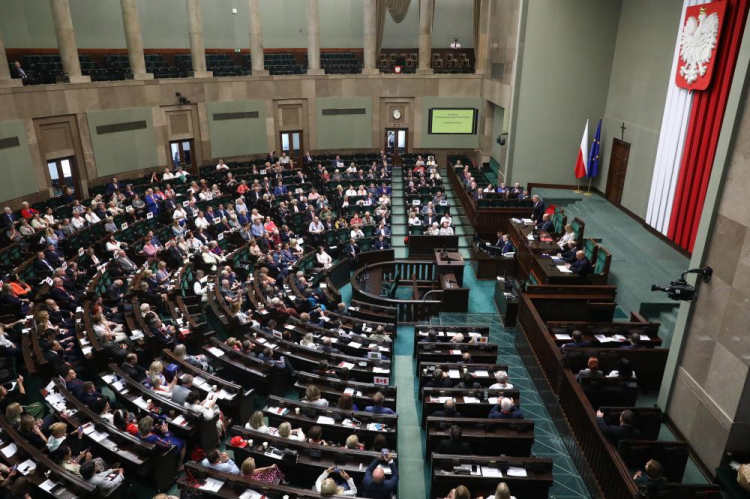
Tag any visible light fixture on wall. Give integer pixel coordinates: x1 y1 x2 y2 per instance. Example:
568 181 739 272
175 92 191 105
450 38 462 49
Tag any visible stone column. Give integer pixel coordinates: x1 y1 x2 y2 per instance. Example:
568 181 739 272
187 0 212 78
120 0 152 80
248 0 268 75
306 0 324 75
474 0 491 75
49 0 90 83
0 29 21 87
362 0 379 74
417 0 435 74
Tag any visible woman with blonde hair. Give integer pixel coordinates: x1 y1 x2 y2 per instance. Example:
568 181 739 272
240 457 282 483
345 434 364 450
316 467 357 496
146 361 166 387
173 343 211 372
245 410 269 433
277 421 305 441
483 481 515 499
304 385 329 408
558 224 576 246
300 332 317 349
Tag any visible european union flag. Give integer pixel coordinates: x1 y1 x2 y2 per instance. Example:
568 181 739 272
588 118 601 178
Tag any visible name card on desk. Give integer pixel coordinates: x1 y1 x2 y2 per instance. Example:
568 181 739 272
373 376 389 385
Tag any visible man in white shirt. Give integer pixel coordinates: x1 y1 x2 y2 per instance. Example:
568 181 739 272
216 159 229 170
279 152 290 166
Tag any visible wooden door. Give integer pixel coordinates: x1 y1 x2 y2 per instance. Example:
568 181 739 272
385 128 408 166
280 130 303 165
605 138 630 205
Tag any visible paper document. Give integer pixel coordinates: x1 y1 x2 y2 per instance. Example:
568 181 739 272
448 369 460 379
373 367 389 374
522 218 534 224
507 466 528 477
594 334 617 343
488 397 499 404
556 265 573 273
39 479 61 493
338 362 355 370
133 397 149 410
207 347 225 357
613 334 627 341
474 370 490 377
555 334 572 340
239 489 265 499
463 396 480 404
317 416 336 425
344 388 355 396
481 467 503 478
348 342 362 349
102 374 115 384
199 478 224 492
17 459 36 475
0 443 16 458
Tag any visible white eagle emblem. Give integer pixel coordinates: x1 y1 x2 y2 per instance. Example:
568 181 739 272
679 9 720 85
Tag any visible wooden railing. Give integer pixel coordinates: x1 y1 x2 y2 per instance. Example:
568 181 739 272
517 292 640 499
351 259 441 323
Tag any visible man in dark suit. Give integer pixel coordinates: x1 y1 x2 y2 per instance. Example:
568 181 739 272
374 236 390 250
77 381 108 410
105 280 125 307
595 409 641 446
33 251 55 279
561 330 592 349
423 213 438 227
1 207 16 229
163 241 183 268
10 61 30 82
320 337 340 354
436 425 472 455
568 250 592 277
499 235 514 255
344 238 359 259
432 399 463 418
44 341 72 375
559 241 580 264
488 397 524 419
531 195 546 224
619 333 642 349
494 231 505 247
49 278 80 311
105 177 120 194
121 353 147 382
45 244 64 268
266 151 277 164
536 213 554 232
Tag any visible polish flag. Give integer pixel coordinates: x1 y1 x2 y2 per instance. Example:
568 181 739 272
574 119 589 179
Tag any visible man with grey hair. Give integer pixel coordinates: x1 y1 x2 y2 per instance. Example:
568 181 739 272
531 194 545 223
489 397 524 419
489 370 513 390
171 374 193 405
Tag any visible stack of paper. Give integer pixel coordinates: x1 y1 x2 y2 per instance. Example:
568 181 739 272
463 396 480 404
481 467 503 478
507 467 528 477
448 369 460 379
207 347 225 357
474 370 490 377
594 335 617 343
199 478 224 492
555 333 573 340
317 416 336 425
556 265 573 273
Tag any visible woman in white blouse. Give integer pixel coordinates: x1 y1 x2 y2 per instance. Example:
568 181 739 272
84 208 101 224
245 411 269 433
316 247 333 269
558 224 576 247
162 168 174 180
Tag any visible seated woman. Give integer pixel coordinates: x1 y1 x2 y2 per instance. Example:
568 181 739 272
336 393 359 412
303 385 329 408
300 332 317 349
173 343 212 372
306 425 328 446
315 246 333 269
52 443 104 477
315 467 357 496
345 434 365 450
137 416 186 470
576 357 604 383
149 374 177 398
276 421 305 441
241 457 283 484
245 410 269 433
112 409 139 435
558 224 576 247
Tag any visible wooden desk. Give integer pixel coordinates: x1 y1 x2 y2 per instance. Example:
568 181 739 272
418 362 509 391
439 272 469 312
508 221 588 284
469 241 517 280
426 417 535 457
431 453 554 499
494 279 519 327
435 249 465 286
421 387 521 426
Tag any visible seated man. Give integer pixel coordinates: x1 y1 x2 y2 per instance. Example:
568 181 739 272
567 250 592 277
536 213 554 232
561 329 592 349
201 448 240 474
361 450 398 499
432 398 462 418
437 425 472 455
488 397 524 420
595 409 641 446
365 392 395 415
79 461 125 497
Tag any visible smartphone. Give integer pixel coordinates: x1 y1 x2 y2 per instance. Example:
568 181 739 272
471 464 478 473
381 448 389 459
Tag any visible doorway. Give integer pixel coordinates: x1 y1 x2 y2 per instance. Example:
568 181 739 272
280 131 303 165
47 157 79 197
385 128 408 166
605 138 630 205
170 140 195 171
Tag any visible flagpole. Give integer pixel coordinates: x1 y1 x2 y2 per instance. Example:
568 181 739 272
574 178 582 193
585 177 593 196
